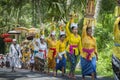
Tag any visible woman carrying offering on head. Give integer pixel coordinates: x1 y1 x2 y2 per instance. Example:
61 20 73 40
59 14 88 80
65 17 82 79
56 24 68 76
80 20 98 80
46 25 58 76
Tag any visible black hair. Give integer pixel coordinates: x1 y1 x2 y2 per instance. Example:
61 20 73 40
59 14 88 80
71 26 75 30
118 21 120 26
59 34 66 38
118 21 120 30
30 49 34 52
86 27 92 32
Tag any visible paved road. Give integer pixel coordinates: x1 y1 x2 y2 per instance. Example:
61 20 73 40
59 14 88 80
0 68 113 80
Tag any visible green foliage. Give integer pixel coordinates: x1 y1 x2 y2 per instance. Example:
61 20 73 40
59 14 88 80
95 14 115 50
100 0 116 14
97 45 113 76
0 0 117 77
94 13 115 77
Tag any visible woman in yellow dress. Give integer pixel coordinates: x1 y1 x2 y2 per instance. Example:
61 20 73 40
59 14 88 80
80 22 98 80
65 18 82 79
112 17 120 80
56 30 67 76
46 31 58 76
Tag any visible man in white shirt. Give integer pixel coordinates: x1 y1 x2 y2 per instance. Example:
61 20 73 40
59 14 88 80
9 39 22 72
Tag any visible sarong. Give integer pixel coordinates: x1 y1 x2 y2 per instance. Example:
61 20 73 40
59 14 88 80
48 58 56 69
34 57 45 71
56 55 66 72
112 54 120 80
80 56 96 78
67 52 78 74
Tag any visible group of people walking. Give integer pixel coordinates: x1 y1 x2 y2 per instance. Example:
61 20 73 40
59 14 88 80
7 16 120 80
4 0 120 80
8 17 98 80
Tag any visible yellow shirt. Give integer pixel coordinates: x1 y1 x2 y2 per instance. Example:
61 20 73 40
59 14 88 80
113 17 120 59
46 38 58 59
22 52 30 62
65 22 82 55
81 25 97 60
57 39 68 58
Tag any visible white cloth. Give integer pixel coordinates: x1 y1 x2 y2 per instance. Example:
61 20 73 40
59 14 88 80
56 51 66 63
13 39 16 42
30 54 35 63
60 31 65 35
70 23 78 28
35 42 47 59
40 35 45 39
56 58 60 63
9 44 22 68
35 38 40 44
51 31 56 35
58 51 66 58
33 39 40 51
34 45 39 51
5 55 10 62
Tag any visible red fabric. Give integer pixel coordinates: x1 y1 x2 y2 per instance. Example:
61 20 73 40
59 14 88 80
1 33 10 38
50 48 56 58
82 48 94 61
69 45 78 54
4 38 12 42
39 49 47 59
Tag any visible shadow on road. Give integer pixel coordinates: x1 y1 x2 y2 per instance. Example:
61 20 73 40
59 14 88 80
0 68 114 80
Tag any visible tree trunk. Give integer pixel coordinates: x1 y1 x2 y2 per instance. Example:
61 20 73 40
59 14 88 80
94 0 102 20
37 0 42 26
32 0 36 27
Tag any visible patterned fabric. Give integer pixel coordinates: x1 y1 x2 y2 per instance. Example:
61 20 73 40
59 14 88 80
46 38 57 70
48 58 56 69
39 58 45 72
80 56 96 78
82 48 94 61
30 63 34 68
67 52 78 74
112 55 120 80
6 61 10 68
22 52 30 63
56 55 66 72
34 57 45 72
